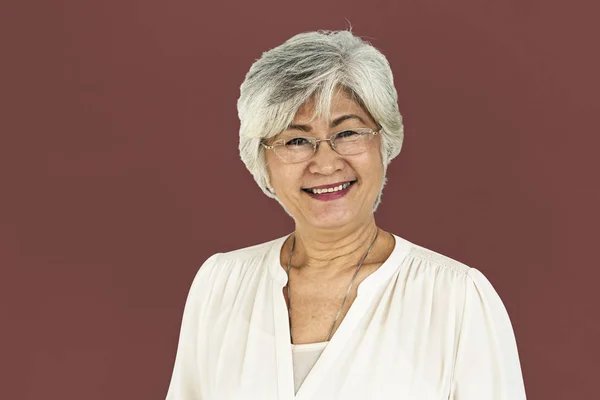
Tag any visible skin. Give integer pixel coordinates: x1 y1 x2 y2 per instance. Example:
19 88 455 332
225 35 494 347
265 89 396 344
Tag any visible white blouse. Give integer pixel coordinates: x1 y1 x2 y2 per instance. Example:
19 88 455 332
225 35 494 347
166 234 526 400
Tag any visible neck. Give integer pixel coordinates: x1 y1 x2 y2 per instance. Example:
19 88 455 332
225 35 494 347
288 218 380 275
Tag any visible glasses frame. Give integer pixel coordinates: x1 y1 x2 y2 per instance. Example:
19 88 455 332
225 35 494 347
261 127 381 164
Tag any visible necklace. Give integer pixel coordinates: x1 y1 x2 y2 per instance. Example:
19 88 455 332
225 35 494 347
284 228 380 343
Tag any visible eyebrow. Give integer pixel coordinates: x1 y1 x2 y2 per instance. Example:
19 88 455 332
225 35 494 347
286 114 368 132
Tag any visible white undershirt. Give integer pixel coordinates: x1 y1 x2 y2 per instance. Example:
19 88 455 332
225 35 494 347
291 341 328 394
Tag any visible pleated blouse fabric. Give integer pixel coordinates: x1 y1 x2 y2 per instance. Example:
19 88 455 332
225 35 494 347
166 234 527 400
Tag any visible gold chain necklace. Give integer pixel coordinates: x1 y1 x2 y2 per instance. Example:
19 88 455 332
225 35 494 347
284 229 380 343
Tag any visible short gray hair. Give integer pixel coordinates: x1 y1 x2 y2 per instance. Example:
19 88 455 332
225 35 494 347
237 30 404 210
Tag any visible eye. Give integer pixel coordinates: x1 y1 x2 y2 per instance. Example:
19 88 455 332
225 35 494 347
285 137 312 146
336 130 359 139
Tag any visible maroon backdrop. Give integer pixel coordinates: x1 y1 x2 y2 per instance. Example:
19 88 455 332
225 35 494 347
1 1 598 399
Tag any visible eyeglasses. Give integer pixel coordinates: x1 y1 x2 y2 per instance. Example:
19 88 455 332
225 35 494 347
261 127 381 164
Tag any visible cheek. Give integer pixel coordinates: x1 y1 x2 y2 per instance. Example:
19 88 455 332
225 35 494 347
369 145 385 178
265 157 303 193
356 150 383 177
264 156 275 184
264 153 284 187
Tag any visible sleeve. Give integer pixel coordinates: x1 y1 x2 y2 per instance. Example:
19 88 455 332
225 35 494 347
450 267 527 399
165 253 220 400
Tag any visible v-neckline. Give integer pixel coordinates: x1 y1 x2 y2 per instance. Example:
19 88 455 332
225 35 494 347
270 233 412 400
272 278 372 400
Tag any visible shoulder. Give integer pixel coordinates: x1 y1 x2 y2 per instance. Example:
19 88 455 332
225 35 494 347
190 236 287 286
401 237 472 277
217 236 285 263
398 236 506 309
397 236 497 297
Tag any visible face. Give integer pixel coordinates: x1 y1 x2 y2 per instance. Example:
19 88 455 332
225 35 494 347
265 90 384 230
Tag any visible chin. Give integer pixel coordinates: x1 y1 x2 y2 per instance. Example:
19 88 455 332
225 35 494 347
306 209 356 230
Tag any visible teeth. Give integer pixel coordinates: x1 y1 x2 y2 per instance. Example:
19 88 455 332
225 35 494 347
309 182 352 194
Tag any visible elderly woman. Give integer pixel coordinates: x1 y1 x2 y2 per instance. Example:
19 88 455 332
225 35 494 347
166 31 526 399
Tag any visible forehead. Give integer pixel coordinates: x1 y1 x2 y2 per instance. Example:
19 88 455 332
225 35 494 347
292 90 369 125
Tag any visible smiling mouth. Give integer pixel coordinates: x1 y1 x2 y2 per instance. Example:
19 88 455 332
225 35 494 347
302 180 357 195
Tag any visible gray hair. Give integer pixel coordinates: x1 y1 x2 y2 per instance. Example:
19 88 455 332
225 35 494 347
237 30 404 211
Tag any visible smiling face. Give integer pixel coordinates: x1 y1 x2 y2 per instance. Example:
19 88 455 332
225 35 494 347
265 90 384 231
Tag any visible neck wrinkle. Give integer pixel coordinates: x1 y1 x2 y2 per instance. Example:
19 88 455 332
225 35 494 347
289 219 379 273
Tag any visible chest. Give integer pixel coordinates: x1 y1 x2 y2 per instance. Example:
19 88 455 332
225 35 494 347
283 265 379 344
285 285 358 344
198 262 462 400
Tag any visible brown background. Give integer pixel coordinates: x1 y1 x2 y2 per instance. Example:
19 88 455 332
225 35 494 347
1 0 598 399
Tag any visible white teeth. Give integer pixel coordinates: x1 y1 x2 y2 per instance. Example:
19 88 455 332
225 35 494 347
308 182 352 194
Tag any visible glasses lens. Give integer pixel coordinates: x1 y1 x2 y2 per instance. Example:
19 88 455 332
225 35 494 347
333 129 374 155
273 138 314 163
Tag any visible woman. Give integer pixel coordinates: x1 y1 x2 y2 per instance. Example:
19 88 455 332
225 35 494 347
166 30 526 399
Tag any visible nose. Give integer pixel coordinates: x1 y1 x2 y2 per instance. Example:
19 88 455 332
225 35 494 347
309 139 343 175
315 138 336 151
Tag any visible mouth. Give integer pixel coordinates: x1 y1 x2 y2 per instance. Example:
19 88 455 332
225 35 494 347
301 180 357 200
